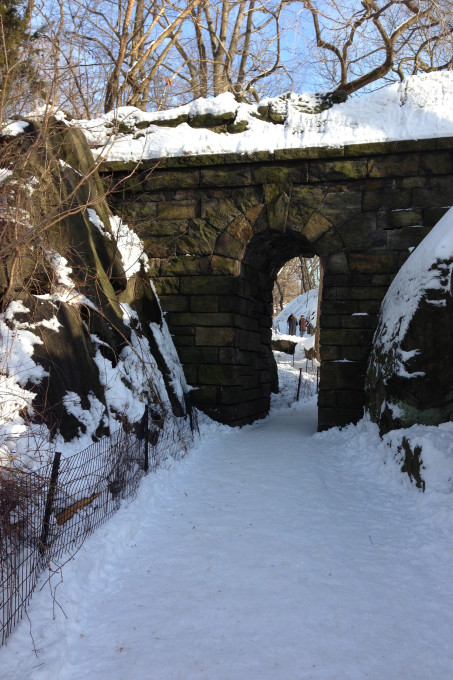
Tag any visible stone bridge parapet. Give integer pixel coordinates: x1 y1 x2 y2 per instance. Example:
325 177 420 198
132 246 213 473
101 137 453 429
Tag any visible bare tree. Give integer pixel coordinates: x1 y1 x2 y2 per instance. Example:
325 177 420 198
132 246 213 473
273 256 320 314
157 0 297 102
298 255 319 293
0 0 41 119
304 0 453 97
61 0 202 113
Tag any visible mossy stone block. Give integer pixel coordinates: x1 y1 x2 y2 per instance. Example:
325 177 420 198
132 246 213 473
386 225 430 249
214 232 246 259
313 229 345 255
200 165 252 187
188 110 237 128
419 151 453 175
320 328 375 346
142 237 175 258
302 212 333 243
157 201 198 220
320 360 367 390
369 153 419 178
153 276 180 294
158 295 190 312
159 256 210 276
180 276 238 295
343 141 389 157
320 346 340 361
202 198 241 231
388 209 423 228
252 163 308 184
190 295 219 312
117 201 158 221
176 346 219 366
141 219 189 238
348 252 399 274
209 255 241 276
321 191 362 219
263 184 290 232
226 214 254 242
362 189 411 212
317 389 337 407
310 159 368 182
195 327 235 346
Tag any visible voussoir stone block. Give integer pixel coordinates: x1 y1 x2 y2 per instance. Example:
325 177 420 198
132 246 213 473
303 212 332 242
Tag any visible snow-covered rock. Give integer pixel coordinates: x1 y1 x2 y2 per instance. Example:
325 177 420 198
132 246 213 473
366 206 453 484
0 119 190 468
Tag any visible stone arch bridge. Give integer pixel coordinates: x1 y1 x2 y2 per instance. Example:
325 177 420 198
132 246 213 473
102 137 453 430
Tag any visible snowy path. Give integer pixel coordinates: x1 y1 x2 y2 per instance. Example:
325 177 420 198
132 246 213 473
2 400 453 680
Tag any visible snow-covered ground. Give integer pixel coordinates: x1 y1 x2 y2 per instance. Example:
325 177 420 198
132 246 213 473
2 365 453 680
72 72 453 161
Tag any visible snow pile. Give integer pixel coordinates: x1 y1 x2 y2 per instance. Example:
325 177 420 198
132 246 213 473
43 249 92 306
109 215 150 279
0 169 13 184
74 72 453 161
87 208 150 279
381 422 453 494
319 408 453 495
1 120 30 137
0 302 50 468
149 312 189 409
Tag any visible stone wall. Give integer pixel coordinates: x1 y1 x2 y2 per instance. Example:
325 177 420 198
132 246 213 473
103 137 453 429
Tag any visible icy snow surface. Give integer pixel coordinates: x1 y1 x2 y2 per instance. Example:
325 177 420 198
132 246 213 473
2 390 453 679
77 72 453 161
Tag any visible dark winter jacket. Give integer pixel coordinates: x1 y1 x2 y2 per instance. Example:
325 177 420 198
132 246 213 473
287 314 297 335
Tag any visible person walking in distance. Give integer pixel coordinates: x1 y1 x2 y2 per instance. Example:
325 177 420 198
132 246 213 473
287 314 297 335
299 314 307 337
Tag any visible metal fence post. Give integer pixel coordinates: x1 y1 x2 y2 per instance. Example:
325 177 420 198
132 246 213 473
39 451 61 555
296 367 303 401
143 404 149 473
185 391 198 435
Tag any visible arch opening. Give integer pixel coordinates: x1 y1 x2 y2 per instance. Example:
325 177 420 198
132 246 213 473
272 256 321 318
217 229 322 425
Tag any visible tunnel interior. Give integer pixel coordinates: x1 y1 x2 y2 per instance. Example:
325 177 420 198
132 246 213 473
213 229 320 424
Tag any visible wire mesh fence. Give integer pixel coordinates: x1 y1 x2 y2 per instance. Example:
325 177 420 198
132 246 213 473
0 405 197 646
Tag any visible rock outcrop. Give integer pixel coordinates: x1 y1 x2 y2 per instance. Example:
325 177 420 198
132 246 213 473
366 211 453 436
0 117 188 460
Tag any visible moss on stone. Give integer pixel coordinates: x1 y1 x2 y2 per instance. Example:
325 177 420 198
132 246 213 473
303 212 332 242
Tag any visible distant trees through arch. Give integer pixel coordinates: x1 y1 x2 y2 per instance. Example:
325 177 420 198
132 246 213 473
272 256 320 316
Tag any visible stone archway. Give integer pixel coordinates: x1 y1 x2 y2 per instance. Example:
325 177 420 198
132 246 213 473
104 137 453 429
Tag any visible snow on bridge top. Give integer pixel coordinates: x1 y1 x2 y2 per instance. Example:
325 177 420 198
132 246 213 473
77 72 453 165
